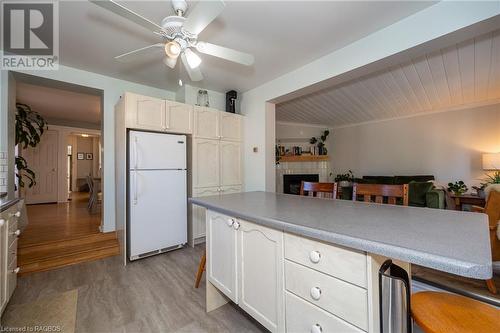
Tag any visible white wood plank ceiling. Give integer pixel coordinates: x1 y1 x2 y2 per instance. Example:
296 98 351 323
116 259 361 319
276 30 500 127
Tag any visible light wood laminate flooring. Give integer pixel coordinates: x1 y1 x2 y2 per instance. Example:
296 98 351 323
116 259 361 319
8 245 265 333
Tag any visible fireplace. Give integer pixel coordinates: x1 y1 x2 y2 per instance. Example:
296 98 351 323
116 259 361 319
283 174 319 195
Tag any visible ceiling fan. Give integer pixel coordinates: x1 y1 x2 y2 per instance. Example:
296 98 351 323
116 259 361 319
89 0 255 82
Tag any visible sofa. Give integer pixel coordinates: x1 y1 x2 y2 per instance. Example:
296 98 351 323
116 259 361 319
341 175 445 209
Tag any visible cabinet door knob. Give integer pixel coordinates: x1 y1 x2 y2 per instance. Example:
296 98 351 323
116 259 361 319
310 324 323 333
0 219 5 227
12 211 21 218
227 218 234 227
13 267 20 274
233 221 240 230
310 286 322 300
13 229 21 236
309 250 321 263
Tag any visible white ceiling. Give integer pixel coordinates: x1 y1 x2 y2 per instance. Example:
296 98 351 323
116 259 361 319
16 82 102 127
276 29 500 127
58 1 435 93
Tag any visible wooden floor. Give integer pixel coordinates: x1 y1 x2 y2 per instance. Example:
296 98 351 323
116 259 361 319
19 192 119 275
9 245 265 333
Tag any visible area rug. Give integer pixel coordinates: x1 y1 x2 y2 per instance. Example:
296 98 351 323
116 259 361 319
2 289 78 333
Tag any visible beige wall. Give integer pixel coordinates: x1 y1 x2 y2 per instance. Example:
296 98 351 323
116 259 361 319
330 103 500 187
76 137 93 178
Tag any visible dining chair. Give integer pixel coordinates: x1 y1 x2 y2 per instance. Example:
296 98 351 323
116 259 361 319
86 175 102 213
299 181 337 199
194 250 206 288
86 175 94 210
352 183 409 206
471 190 500 294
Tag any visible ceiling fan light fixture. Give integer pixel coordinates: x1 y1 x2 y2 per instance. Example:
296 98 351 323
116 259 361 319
184 48 202 69
165 41 181 58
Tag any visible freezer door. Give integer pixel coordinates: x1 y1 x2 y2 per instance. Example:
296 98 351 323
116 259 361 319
129 131 186 170
129 169 187 258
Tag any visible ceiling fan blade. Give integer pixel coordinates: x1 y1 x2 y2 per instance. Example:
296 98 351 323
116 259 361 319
183 0 225 35
181 53 203 81
196 42 254 66
163 56 178 69
89 0 162 32
115 43 164 62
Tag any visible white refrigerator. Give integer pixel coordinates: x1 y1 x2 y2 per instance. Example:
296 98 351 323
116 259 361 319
128 130 187 260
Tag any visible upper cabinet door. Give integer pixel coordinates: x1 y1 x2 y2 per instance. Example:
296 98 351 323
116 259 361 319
126 93 165 131
193 139 220 188
166 101 193 134
219 113 242 141
194 106 219 139
220 141 242 186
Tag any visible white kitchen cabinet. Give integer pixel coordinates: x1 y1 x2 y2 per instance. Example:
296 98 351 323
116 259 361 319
125 93 165 131
207 211 238 303
219 113 242 142
194 106 219 139
220 185 242 195
0 215 6 312
237 220 284 333
192 187 220 240
193 139 220 188
165 100 193 134
220 141 241 186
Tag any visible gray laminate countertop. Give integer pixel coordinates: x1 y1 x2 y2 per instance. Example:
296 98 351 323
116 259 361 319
0 195 19 213
190 191 492 279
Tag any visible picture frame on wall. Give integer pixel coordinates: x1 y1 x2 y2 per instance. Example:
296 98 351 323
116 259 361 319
77 153 84 160
86 153 93 160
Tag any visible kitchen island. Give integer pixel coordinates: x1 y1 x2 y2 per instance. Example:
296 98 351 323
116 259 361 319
190 191 492 333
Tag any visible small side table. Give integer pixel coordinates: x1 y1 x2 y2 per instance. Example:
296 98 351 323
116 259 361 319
450 194 485 211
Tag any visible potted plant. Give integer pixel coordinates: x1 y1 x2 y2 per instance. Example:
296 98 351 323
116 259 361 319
310 130 330 155
334 170 354 187
15 103 47 188
447 181 468 196
484 171 500 199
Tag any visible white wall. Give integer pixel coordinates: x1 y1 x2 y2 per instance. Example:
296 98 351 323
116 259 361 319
6 65 175 232
176 84 227 112
330 103 500 187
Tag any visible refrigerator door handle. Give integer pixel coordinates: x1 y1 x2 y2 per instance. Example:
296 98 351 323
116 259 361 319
133 170 138 205
134 136 139 170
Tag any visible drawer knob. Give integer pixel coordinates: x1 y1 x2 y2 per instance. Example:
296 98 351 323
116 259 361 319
13 211 21 218
13 267 20 274
13 229 21 236
0 219 5 227
227 218 234 227
311 324 323 333
310 286 322 300
309 250 321 263
233 221 240 230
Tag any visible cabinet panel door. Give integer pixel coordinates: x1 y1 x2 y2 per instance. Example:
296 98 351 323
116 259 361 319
207 211 238 303
126 93 165 131
166 101 193 134
219 113 241 141
193 139 220 188
192 187 220 239
194 106 219 139
220 185 242 195
238 220 284 333
220 141 241 186
0 215 7 312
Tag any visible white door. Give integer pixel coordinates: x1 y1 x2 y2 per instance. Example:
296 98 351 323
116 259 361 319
129 169 187 258
207 211 238 303
23 130 58 204
194 106 219 139
192 187 220 240
192 139 220 188
127 93 165 131
238 220 284 333
129 131 186 170
165 101 193 134
219 113 241 141
220 141 241 186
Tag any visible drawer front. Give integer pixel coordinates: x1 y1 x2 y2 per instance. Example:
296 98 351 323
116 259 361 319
8 238 18 265
8 223 20 247
284 233 367 288
7 255 18 299
285 260 368 331
286 291 363 333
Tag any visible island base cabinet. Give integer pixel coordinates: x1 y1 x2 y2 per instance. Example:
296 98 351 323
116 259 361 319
206 211 238 303
237 221 284 333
